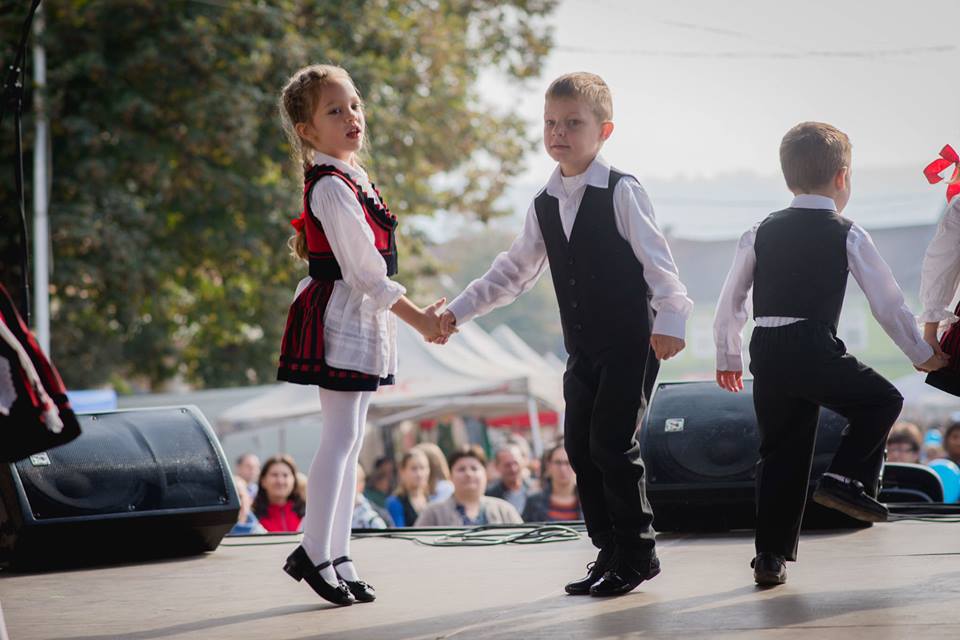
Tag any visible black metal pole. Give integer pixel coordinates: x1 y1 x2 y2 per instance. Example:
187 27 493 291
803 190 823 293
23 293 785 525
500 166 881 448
1 0 43 321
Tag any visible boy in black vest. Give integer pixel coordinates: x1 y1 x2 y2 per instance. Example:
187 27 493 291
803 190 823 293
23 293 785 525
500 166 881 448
713 121 947 586
439 72 692 596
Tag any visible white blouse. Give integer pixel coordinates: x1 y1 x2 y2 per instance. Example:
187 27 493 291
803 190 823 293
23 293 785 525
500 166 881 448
919 195 960 326
293 151 406 378
446 155 693 339
713 195 933 372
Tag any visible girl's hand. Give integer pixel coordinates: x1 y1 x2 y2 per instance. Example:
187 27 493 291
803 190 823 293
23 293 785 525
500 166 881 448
924 321 947 358
419 298 446 342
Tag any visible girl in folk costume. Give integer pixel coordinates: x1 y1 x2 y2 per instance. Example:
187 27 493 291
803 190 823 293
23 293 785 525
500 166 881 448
276 65 447 606
919 144 960 395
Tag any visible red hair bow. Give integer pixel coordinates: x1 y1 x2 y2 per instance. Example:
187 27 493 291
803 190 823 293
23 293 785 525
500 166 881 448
924 144 960 202
290 214 305 232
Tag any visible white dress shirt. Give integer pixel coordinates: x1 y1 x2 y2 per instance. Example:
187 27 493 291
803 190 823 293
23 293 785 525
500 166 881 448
293 151 406 378
919 195 960 326
713 194 933 372
447 155 693 339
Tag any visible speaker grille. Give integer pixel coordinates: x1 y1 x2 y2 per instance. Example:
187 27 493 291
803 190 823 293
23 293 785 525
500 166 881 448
14 408 230 520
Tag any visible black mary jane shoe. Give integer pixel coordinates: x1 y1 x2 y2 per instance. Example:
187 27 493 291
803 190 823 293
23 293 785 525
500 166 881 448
332 555 376 603
589 553 661 597
283 546 355 606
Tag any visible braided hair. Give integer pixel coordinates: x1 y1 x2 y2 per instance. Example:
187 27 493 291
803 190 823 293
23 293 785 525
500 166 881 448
279 65 360 261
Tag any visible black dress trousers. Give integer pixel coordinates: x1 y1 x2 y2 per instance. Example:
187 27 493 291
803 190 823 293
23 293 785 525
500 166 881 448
562 344 660 561
749 321 903 560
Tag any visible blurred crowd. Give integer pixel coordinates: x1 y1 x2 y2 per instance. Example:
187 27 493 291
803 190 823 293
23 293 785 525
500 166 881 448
228 435 581 535
226 416 960 536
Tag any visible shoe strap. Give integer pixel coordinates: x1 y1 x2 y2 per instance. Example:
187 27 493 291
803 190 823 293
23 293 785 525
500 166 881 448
315 559 332 571
331 556 352 567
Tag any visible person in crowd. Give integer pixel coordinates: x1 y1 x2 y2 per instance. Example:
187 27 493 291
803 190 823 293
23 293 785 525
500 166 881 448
230 476 267 535
413 442 455 502
414 445 523 526
253 455 305 533
944 422 960 466
353 464 391 529
234 453 261 499
714 121 946 587
385 449 431 527
364 456 397 508
523 441 582 522
486 443 535 515
885 422 923 464
505 433 536 485
923 428 946 462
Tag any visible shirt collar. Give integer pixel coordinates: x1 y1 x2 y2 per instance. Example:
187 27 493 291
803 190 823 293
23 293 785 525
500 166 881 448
790 194 837 211
545 154 610 198
313 151 367 182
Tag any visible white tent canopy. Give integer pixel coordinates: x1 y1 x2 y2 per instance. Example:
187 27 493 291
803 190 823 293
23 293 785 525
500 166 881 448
217 321 563 448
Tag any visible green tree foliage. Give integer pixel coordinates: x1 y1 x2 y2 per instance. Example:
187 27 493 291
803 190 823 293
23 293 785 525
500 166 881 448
0 0 555 389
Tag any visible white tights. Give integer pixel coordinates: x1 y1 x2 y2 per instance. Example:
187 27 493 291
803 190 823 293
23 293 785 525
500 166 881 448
302 388 373 586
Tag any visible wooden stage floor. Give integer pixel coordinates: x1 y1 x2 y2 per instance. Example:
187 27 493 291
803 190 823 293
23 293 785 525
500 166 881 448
1 520 957 639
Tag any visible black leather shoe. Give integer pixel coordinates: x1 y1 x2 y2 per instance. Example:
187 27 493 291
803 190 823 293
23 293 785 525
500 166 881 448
751 552 786 586
812 474 888 522
333 556 376 603
565 546 616 595
589 552 661 597
283 546 355 606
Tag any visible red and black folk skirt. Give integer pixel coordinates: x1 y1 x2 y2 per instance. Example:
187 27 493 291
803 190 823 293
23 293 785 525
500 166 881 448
277 279 394 392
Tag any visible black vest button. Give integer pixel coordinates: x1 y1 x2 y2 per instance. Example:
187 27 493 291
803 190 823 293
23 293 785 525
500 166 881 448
574 323 583 331
568 278 576 286
567 258 575 265
571 301 579 309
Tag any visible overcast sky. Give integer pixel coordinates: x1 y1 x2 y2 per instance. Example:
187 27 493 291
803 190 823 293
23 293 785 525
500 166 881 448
490 0 960 183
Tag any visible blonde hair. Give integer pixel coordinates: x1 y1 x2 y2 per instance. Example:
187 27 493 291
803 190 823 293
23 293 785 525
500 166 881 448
779 122 852 193
412 442 450 496
394 449 430 499
279 64 360 261
545 72 613 123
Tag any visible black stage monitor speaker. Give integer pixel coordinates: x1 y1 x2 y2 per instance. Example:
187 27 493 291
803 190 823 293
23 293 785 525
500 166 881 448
0 406 240 570
878 462 944 504
641 380 867 532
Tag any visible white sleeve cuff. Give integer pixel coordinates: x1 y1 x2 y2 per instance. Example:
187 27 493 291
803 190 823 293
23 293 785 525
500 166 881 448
652 310 687 340
446 297 476 326
918 309 959 325
369 279 406 311
907 341 935 367
716 352 743 372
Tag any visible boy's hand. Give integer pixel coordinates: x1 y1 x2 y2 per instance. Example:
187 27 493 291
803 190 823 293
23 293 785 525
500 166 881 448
716 370 744 393
428 309 459 345
916 352 949 373
650 334 685 360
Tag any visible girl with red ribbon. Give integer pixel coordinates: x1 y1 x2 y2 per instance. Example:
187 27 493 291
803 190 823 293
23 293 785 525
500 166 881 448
920 144 960 395
274 65 448 607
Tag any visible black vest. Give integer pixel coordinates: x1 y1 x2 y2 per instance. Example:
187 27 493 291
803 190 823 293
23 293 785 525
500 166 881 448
535 169 652 357
752 207 852 332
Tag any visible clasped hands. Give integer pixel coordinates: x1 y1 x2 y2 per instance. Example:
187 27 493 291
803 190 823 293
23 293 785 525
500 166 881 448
415 299 459 344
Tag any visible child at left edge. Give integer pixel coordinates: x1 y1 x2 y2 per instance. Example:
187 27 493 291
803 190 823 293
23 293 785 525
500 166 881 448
437 72 693 597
